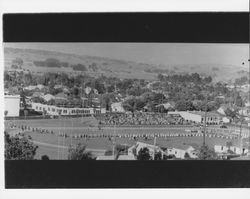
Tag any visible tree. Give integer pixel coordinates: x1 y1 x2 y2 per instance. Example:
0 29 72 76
12 58 24 68
123 97 146 114
155 105 167 113
41 155 50 160
235 95 244 107
72 87 80 98
137 147 151 160
4 110 8 117
197 145 217 160
24 73 33 85
71 64 87 71
225 108 238 121
184 152 191 159
154 151 163 160
24 109 29 119
68 144 94 160
226 141 234 154
203 76 212 84
45 58 61 68
175 100 195 111
122 97 137 114
153 93 166 104
157 74 164 81
5 131 38 160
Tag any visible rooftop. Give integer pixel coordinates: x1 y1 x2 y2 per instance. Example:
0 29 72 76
96 155 115 160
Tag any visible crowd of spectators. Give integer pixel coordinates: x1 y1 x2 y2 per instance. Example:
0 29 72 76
100 112 186 126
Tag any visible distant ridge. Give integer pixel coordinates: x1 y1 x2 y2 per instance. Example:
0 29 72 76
4 47 248 82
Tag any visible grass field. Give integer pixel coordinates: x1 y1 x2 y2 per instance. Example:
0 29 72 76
5 117 249 160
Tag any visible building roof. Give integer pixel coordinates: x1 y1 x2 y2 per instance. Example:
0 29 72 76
155 103 174 109
230 155 250 160
135 141 161 151
4 94 20 99
167 143 194 151
189 111 220 117
42 94 55 101
117 155 136 160
55 92 68 99
32 92 43 97
96 155 115 160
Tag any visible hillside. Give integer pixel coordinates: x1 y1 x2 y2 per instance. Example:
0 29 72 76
4 47 249 83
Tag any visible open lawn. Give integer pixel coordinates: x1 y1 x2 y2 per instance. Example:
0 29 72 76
5 117 249 160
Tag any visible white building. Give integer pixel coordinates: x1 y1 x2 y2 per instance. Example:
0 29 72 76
214 145 249 155
96 154 136 160
85 87 98 95
168 111 201 123
4 95 20 117
245 101 250 107
168 111 223 125
128 141 164 158
96 156 115 160
24 84 44 91
111 102 125 113
42 94 55 102
31 102 106 116
239 108 250 117
155 103 174 110
217 107 226 115
117 155 136 160
222 117 230 123
166 144 198 159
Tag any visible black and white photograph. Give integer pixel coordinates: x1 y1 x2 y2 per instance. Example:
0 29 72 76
3 43 250 161
1 9 250 191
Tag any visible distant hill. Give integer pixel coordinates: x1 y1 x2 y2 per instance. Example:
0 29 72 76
4 47 248 83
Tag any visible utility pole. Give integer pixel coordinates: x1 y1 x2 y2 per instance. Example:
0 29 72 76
203 94 208 147
239 112 243 154
113 120 116 160
152 136 157 160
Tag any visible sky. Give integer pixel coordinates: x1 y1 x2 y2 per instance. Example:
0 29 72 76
4 43 249 67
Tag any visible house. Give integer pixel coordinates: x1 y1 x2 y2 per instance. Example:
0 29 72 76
155 102 174 110
238 108 250 117
128 141 164 158
24 84 44 91
230 155 250 160
63 88 70 94
54 84 63 89
117 155 136 160
214 145 249 155
222 117 230 123
4 89 10 95
143 104 154 112
42 94 55 102
96 156 115 160
111 102 125 113
36 84 45 90
85 87 99 95
32 92 44 98
54 92 68 100
217 104 236 116
24 85 37 91
245 101 250 107
166 144 198 159
215 95 225 101
4 95 20 117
